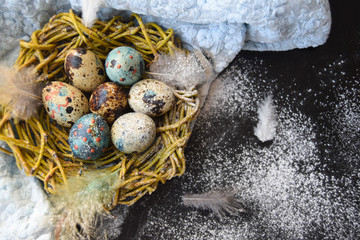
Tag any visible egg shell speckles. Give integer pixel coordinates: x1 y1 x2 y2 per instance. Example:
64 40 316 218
111 112 156 154
128 79 175 117
65 48 106 92
89 82 129 124
69 113 110 160
42 81 89 127
105 46 145 85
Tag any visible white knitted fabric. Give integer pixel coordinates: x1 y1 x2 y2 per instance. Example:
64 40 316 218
0 141 53 240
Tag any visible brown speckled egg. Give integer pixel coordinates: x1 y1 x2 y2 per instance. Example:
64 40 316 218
89 82 129 124
42 81 89 127
64 48 105 92
128 79 175 117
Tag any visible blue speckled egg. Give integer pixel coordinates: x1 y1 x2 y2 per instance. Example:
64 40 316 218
69 113 110 160
105 46 145 85
111 112 156 154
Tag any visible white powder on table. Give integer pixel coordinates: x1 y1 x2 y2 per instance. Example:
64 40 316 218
129 55 359 240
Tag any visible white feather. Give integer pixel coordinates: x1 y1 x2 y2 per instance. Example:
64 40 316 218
149 50 216 91
149 50 216 109
81 0 105 28
182 189 246 218
254 95 278 142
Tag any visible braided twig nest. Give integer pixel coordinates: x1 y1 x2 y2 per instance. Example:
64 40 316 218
0 10 199 208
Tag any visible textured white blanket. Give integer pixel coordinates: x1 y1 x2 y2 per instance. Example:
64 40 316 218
0 1 331 239
0 0 331 72
70 0 331 72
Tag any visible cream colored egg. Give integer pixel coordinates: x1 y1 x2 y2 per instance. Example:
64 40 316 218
65 48 105 92
128 79 175 117
42 81 89 127
111 112 156 154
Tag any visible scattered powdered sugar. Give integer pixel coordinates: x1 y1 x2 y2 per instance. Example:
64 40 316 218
132 55 359 239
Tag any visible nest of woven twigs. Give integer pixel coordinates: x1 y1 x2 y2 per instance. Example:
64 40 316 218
0 10 199 208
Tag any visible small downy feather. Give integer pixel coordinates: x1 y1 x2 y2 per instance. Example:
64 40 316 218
182 189 246 218
51 170 121 239
149 50 216 91
0 65 43 120
149 50 217 110
81 0 105 28
254 94 278 142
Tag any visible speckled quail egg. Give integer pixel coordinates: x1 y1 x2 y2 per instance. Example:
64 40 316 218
105 46 145 85
89 82 129 124
69 113 110 160
42 81 89 127
128 79 175 117
65 48 106 92
111 112 156 154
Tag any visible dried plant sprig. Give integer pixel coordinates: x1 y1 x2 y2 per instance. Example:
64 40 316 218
182 189 246 218
0 65 43 120
52 170 120 240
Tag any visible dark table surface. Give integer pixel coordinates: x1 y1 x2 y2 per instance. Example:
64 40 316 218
109 1 360 239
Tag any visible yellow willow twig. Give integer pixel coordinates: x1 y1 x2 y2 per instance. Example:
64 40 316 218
161 132 182 172
157 99 200 132
45 146 68 185
31 120 48 175
117 191 147 206
35 49 58 72
19 41 56 50
3 123 32 174
154 133 189 173
132 13 159 61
